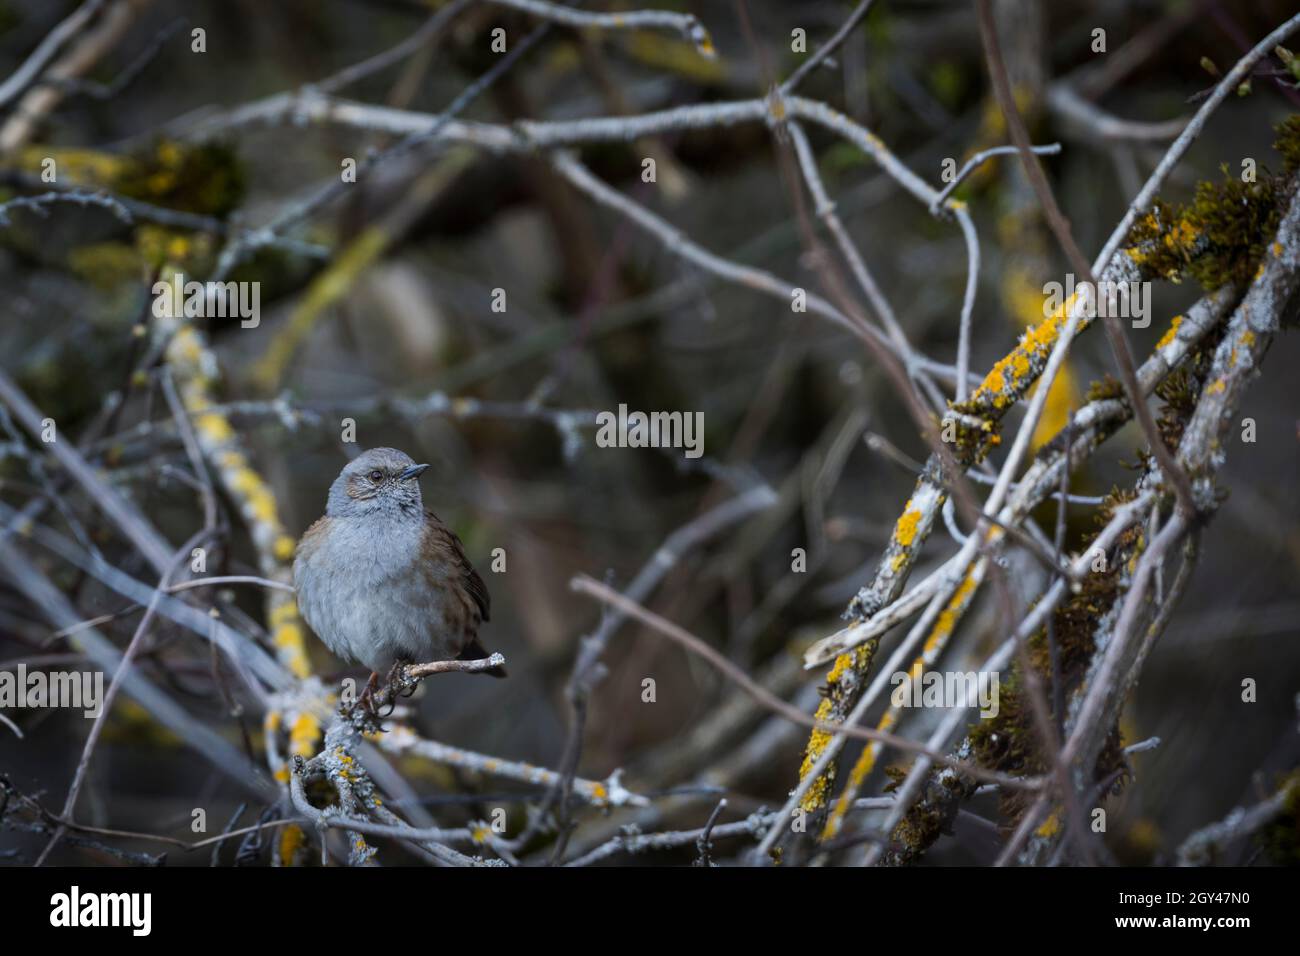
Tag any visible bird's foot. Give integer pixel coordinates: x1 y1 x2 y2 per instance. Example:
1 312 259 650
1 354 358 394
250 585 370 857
340 674 394 734
369 662 411 717
342 672 383 726
388 660 420 699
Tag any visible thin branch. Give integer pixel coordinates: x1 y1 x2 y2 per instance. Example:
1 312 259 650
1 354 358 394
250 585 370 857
571 574 1040 792
781 0 877 93
975 0 1197 518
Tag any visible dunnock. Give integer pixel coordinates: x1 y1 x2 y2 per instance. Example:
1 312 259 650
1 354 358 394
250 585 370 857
293 447 505 697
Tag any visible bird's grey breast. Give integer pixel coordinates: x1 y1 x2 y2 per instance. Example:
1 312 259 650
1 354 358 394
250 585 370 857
295 513 430 671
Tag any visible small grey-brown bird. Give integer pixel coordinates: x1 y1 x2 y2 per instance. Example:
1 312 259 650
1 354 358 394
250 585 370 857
293 447 505 698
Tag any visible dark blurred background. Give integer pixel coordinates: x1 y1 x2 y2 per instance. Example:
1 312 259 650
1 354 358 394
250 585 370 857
1 0 1297 865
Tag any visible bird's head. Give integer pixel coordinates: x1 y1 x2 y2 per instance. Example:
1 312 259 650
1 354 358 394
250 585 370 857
326 447 428 518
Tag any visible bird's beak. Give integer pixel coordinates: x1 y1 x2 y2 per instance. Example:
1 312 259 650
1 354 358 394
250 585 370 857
399 463 430 481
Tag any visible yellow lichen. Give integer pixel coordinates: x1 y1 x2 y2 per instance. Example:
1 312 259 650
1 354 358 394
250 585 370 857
274 535 297 561
894 507 922 548
279 824 305 862
1163 217 1199 253
970 303 1069 411
1036 810 1062 838
1156 314 1184 350
289 712 320 757
1031 368 1078 450
825 653 853 685
194 413 234 443
798 699 838 796
269 602 298 626
246 486 278 524
932 569 979 642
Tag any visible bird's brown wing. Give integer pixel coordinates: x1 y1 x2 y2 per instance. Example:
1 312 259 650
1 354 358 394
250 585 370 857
423 511 504 677
424 510 490 623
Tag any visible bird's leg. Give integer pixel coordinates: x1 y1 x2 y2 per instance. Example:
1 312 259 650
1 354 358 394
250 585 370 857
374 661 409 718
389 659 420 699
356 671 380 716
386 660 406 687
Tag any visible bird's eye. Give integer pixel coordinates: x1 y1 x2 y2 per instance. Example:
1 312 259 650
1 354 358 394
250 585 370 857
368 470 384 482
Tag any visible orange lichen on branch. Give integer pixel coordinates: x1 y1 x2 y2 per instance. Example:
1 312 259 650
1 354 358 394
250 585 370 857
820 562 986 841
797 708 838 813
1002 267 1080 449
966 295 1074 415
154 266 319 845
790 151 1140 837
894 503 922 547
1122 128 1297 292
820 709 895 841
797 294 1074 830
290 712 322 760
154 282 310 681
796 643 876 814
277 823 307 866
1036 810 1062 839
1156 314 1184 351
